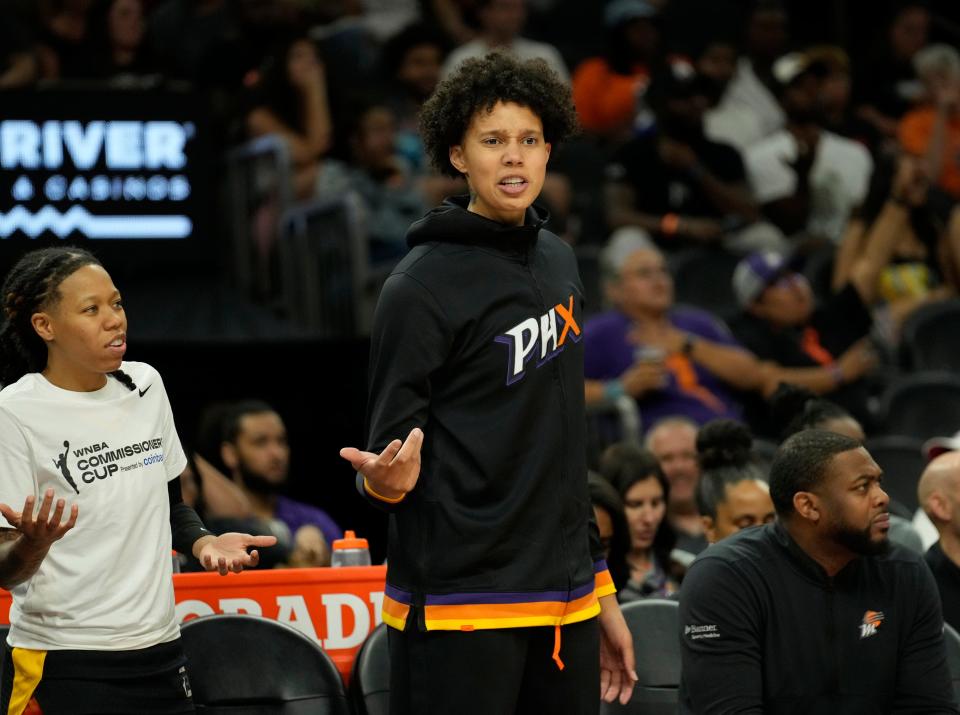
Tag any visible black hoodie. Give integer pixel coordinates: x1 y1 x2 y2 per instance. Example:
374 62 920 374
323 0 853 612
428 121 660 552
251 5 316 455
679 521 957 714
358 197 614 632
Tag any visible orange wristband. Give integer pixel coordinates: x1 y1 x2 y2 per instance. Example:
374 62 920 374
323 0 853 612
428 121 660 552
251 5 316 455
661 212 680 236
363 477 406 504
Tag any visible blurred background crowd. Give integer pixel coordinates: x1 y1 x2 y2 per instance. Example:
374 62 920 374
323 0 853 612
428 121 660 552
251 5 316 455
5 0 960 584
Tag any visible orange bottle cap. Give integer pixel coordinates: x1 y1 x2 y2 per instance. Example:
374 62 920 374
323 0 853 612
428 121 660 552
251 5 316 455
332 530 368 550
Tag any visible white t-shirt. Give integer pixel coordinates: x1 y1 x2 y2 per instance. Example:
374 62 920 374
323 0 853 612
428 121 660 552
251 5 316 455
744 129 873 243
441 38 570 83
0 361 187 651
724 57 785 139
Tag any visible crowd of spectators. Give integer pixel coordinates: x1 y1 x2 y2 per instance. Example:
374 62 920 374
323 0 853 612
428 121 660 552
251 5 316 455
6 0 960 590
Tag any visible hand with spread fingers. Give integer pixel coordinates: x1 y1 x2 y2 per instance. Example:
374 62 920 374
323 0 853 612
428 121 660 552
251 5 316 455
194 533 278 576
340 427 424 501
0 489 78 547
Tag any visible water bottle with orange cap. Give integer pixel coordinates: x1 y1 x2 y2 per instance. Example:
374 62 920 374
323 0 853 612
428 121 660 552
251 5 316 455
330 530 372 567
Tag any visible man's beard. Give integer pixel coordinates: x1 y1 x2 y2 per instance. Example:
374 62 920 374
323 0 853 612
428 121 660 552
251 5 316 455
239 462 285 496
832 521 890 557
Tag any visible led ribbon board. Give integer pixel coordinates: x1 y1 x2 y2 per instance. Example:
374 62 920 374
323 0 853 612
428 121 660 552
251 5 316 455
0 87 205 242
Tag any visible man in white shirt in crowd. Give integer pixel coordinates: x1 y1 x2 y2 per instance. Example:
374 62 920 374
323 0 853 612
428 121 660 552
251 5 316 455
744 50 873 246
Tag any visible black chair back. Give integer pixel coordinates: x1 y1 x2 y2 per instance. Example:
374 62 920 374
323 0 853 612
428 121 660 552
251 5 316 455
180 614 350 714
351 622 390 715
601 599 680 715
878 373 960 442
864 435 926 512
901 299 960 371
943 622 960 706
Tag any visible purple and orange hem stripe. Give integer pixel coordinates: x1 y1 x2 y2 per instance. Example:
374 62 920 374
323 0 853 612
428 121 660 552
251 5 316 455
381 560 617 631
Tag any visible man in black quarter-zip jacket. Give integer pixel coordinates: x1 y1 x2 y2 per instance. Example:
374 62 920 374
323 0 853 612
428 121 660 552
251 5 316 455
679 428 957 714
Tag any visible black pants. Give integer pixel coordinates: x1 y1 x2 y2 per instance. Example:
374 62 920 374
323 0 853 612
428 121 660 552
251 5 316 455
0 638 195 715
388 617 600 715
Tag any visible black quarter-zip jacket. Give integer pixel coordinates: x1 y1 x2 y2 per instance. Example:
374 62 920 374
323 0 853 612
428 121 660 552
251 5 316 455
357 197 611 632
679 521 957 714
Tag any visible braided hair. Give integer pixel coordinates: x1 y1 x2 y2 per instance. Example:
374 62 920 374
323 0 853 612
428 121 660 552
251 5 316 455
695 419 768 520
0 248 136 391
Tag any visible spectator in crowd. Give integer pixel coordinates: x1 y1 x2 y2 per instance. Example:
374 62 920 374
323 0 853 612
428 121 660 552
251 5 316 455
36 0 93 80
804 45 865 142
835 153 957 337
177 450 293 571
679 429 956 713
855 2 929 145
645 417 707 558
221 400 341 567
572 0 660 139
918 451 960 632
246 34 334 200
695 419 774 544
320 97 430 263
899 44 960 202
83 0 157 82
605 59 787 254
147 0 244 85
583 243 762 428
722 0 789 139
695 36 765 153
0 11 38 88
601 443 682 600
378 23 450 175
728 235 892 423
744 50 873 246
441 0 568 82
769 383 866 443
588 471 631 592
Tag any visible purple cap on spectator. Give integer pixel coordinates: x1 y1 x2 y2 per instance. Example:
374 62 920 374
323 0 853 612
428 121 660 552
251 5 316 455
732 251 791 307
604 0 658 27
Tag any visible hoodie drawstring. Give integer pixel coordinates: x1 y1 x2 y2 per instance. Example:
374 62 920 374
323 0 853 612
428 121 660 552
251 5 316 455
552 623 565 671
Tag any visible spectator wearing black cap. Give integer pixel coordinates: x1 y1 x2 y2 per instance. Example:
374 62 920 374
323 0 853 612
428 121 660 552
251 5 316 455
605 59 787 254
743 50 874 245
572 0 660 139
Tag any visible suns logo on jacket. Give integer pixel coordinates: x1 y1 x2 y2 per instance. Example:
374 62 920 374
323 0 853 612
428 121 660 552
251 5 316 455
494 294 581 385
859 610 884 639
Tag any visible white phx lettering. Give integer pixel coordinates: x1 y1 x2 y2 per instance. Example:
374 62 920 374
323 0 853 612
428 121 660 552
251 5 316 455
0 120 189 171
495 295 580 385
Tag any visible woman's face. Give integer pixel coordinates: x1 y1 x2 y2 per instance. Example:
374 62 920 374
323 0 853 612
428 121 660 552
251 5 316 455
109 0 144 51
32 263 127 384
623 476 666 551
449 101 550 226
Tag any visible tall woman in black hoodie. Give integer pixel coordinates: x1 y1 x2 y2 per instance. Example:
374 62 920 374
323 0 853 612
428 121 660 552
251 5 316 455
340 52 637 713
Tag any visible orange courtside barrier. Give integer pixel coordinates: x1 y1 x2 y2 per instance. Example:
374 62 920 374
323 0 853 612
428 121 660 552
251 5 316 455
0 565 387 685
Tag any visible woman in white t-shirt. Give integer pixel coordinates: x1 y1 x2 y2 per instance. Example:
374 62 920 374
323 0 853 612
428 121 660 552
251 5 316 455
0 247 276 714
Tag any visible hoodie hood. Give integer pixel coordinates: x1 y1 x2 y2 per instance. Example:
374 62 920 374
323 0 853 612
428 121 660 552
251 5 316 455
406 195 550 253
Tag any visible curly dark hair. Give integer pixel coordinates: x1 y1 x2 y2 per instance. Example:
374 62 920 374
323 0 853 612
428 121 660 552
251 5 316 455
419 52 580 177
0 247 136 391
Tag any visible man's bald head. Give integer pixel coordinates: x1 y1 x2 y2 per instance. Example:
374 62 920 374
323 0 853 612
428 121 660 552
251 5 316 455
918 451 960 532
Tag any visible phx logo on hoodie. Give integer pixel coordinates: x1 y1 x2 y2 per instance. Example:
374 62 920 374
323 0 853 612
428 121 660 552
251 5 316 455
495 295 581 385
